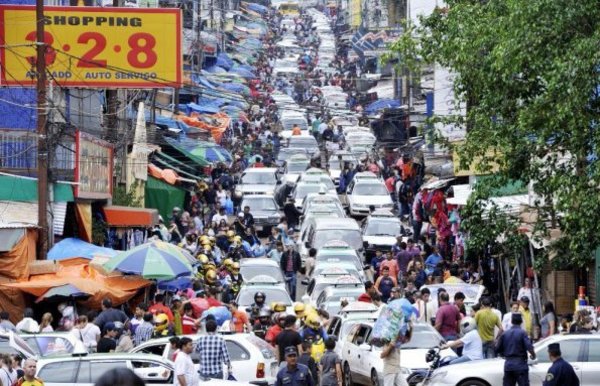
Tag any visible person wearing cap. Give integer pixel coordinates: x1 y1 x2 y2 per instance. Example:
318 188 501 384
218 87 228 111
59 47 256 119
275 346 315 386
97 322 118 353
542 342 580 386
519 296 533 338
496 313 536 386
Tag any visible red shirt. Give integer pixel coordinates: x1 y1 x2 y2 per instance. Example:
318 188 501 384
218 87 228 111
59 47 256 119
182 315 197 335
265 324 282 344
357 293 372 303
206 297 222 308
380 259 400 280
148 303 174 322
231 310 249 333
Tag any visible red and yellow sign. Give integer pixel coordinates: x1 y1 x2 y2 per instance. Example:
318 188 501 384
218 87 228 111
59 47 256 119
0 6 181 88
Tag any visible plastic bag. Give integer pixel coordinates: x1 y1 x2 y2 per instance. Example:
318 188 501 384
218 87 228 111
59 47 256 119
369 304 406 347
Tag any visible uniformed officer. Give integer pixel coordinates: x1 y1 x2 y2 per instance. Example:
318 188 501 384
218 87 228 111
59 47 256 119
275 346 315 386
542 343 580 386
496 313 536 386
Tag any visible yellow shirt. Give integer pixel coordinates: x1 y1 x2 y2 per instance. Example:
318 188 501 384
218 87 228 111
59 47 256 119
520 306 532 337
444 276 465 284
20 379 45 386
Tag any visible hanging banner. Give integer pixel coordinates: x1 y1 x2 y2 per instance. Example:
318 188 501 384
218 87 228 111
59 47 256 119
0 6 181 88
75 131 114 199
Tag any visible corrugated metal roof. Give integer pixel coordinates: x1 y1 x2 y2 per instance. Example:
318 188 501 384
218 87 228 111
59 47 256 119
0 201 67 234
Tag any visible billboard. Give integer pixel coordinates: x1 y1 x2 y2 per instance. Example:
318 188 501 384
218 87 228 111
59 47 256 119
0 6 181 88
75 131 114 199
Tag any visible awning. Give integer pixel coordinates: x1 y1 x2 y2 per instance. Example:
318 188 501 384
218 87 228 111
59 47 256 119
0 201 67 235
145 176 186 221
102 206 159 227
0 174 73 202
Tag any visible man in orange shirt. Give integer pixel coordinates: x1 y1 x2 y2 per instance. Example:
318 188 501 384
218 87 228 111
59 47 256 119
379 251 400 282
148 293 174 322
229 301 251 333
291 124 302 135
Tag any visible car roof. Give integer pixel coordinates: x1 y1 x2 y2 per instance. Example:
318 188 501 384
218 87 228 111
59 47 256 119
243 168 277 174
314 217 359 230
38 352 168 363
239 258 279 267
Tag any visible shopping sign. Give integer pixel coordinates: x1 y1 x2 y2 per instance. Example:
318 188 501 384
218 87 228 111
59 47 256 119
0 6 182 88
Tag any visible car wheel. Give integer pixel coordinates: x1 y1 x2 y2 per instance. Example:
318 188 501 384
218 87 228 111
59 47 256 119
371 369 380 386
458 381 488 386
344 362 353 386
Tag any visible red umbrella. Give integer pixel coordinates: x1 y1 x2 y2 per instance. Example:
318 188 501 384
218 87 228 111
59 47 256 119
190 298 210 318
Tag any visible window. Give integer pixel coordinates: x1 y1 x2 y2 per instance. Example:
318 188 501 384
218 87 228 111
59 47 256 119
353 326 371 345
89 361 128 383
38 361 79 383
226 340 250 360
131 361 172 384
347 324 361 342
539 340 582 363
139 343 166 357
328 318 341 337
587 340 600 362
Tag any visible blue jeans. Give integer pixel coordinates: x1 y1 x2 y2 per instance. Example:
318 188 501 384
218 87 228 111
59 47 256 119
482 341 496 358
413 220 422 239
449 356 471 365
201 372 223 380
285 272 297 301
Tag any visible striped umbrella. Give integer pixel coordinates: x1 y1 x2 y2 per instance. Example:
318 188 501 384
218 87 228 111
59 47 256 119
103 241 193 280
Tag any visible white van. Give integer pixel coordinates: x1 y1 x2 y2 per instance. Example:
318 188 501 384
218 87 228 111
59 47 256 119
298 217 365 265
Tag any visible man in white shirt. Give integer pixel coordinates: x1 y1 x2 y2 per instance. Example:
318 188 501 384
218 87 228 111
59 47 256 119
16 308 39 333
502 300 525 331
174 337 199 386
416 288 435 325
442 317 483 364
211 207 229 225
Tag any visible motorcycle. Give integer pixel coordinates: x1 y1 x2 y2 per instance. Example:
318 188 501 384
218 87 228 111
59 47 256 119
407 346 456 386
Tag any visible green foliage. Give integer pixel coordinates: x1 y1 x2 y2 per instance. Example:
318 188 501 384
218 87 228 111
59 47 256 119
112 182 143 208
391 0 600 267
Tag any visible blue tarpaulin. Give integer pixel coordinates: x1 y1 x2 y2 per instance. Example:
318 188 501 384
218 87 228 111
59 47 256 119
48 238 117 261
216 53 234 70
186 103 220 114
246 2 269 14
205 66 227 74
365 99 402 115
229 67 256 79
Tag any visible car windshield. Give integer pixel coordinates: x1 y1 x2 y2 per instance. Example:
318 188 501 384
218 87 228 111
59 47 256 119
295 184 326 199
241 197 278 211
289 138 318 148
402 328 444 349
242 172 277 185
287 162 309 173
283 118 307 130
278 149 305 162
320 290 363 305
353 183 388 196
364 220 402 236
317 253 361 270
328 155 357 170
241 266 284 282
314 230 362 249
239 288 292 306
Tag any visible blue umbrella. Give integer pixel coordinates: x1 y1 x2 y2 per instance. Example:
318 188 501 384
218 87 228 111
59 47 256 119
35 284 90 303
158 277 193 292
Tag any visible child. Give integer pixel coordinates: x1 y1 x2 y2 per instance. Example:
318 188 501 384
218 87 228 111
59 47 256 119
319 337 342 386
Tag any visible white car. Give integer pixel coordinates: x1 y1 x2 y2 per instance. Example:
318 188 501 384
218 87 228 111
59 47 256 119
131 333 276 385
291 182 329 211
311 262 363 282
327 151 358 186
347 178 394 216
342 322 453 386
301 193 345 216
297 174 337 196
314 240 366 278
281 155 310 184
362 210 403 257
326 301 381 356
427 334 600 386
236 280 294 316
236 168 280 197
301 274 362 307
240 258 284 283
316 285 366 316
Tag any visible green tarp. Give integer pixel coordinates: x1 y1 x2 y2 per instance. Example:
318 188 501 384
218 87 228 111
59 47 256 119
0 174 74 202
145 176 185 220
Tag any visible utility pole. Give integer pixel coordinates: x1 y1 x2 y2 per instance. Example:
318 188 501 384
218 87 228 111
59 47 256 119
36 0 48 259
210 0 214 30
105 0 121 143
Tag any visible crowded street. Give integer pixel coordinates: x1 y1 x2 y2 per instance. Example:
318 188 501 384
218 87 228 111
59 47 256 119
0 0 597 386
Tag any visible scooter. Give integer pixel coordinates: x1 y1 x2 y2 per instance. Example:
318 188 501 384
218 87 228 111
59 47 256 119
407 346 456 386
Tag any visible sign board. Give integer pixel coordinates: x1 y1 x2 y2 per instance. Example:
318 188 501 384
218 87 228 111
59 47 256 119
75 131 114 199
0 6 181 88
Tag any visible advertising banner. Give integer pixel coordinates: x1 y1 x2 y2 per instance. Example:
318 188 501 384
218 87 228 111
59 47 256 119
0 6 181 88
75 131 114 199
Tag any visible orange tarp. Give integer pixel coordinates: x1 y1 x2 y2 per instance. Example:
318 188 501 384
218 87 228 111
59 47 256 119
0 228 37 280
103 205 159 227
176 112 231 143
2 258 151 309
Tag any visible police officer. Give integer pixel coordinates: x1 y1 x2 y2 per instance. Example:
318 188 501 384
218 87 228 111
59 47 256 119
542 343 580 386
275 346 315 386
496 313 536 386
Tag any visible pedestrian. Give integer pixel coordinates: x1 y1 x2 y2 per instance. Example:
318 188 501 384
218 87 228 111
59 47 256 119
542 343 580 386
174 337 199 386
519 296 533 338
11 354 24 379
129 302 148 335
442 317 483 364
16 308 39 333
133 312 154 346
475 296 503 358
275 346 315 386
374 267 397 303
0 354 18 386
97 322 117 353
93 298 129 332
320 337 343 386
71 314 101 352
195 319 232 379
148 293 174 322
275 315 303 364
14 358 43 386
540 301 557 338
496 313 536 386
502 301 523 331
298 340 318 385
434 292 461 342
38 313 53 332
229 301 252 333
280 246 302 301
0 311 16 332
94 368 145 386
381 339 408 386
380 251 400 282
415 288 434 325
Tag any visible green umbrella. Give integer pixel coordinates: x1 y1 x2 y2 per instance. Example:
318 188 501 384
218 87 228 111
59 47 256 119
103 241 194 280
189 143 233 164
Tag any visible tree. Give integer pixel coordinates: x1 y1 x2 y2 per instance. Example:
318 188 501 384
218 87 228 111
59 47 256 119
389 0 600 267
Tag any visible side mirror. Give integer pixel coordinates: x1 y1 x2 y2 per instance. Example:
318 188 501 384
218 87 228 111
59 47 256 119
301 279 309 285
359 343 372 351
305 241 310 248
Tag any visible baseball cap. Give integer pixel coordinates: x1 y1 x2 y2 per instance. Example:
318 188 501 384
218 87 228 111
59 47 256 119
284 346 298 357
